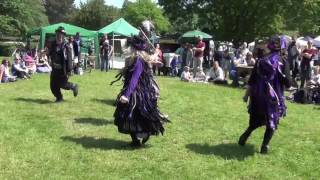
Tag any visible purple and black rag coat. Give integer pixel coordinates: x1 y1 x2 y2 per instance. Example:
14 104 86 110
248 51 290 130
113 56 169 136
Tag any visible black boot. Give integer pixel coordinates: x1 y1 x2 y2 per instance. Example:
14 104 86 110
72 84 79 97
238 128 253 146
55 98 63 103
130 133 141 147
142 135 150 144
260 128 274 154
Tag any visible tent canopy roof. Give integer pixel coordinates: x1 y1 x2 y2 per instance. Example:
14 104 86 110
98 18 139 37
28 22 97 37
181 30 212 39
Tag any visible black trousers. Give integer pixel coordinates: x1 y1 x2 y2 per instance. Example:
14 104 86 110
50 70 74 100
241 122 275 147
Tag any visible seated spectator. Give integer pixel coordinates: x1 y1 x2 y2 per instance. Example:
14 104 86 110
0 59 16 83
23 54 37 74
194 67 206 82
181 66 192 82
245 52 256 66
207 61 227 84
234 52 255 66
36 50 52 73
12 57 30 79
310 66 320 86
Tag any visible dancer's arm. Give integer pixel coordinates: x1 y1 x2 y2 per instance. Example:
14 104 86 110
120 58 143 103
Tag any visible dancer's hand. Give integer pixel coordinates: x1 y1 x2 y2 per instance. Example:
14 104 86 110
243 95 249 103
119 95 129 104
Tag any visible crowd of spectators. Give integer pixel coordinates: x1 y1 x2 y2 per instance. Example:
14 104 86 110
167 35 320 92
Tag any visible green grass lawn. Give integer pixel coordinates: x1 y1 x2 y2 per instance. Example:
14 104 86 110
0 70 319 179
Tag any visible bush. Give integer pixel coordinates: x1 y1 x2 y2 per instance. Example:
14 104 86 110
0 44 17 56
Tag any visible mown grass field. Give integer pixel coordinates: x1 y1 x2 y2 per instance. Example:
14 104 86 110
0 70 319 179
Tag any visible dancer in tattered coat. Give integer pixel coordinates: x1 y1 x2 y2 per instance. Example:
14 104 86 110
239 35 291 154
112 33 169 146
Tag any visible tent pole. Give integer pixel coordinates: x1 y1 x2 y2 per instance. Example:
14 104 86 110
112 32 115 69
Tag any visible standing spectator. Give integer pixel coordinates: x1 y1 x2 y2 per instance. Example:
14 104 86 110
153 43 164 75
287 37 300 87
300 40 317 88
221 50 232 79
207 61 227 84
68 37 75 61
193 35 206 76
175 43 185 75
209 40 215 67
74 32 82 62
170 55 178 76
73 33 82 74
186 43 194 68
214 46 224 66
100 34 112 71
88 40 95 56
0 59 16 83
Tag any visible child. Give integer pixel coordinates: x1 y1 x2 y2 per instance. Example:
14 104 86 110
181 66 192 82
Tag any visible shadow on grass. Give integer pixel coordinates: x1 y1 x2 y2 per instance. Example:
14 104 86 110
92 98 116 106
186 143 255 161
14 97 52 104
74 118 113 126
61 136 147 150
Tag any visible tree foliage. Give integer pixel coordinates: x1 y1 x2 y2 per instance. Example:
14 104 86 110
123 0 171 34
43 0 75 24
159 0 320 42
284 0 320 35
0 0 48 36
69 0 120 30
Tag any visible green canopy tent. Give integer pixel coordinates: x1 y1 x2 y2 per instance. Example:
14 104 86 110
179 30 212 43
181 30 212 39
28 22 99 65
98 18 139 37
98 18 139 68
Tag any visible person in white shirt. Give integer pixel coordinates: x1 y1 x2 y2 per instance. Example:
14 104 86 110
194 66 206 82
207 61 227 84
12 57 30 79
180 66 192 82
234 52 255 67
241 42 250 58
0 59 16 83
310 66 320 86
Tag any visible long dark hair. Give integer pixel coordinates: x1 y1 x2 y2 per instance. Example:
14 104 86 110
1 59 10 66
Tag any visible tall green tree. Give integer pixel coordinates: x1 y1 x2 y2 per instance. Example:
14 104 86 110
123 0 171 34
161 0 320 37
43 0 75 24
69 0 120 30
0 0 48 36
284 0 320 35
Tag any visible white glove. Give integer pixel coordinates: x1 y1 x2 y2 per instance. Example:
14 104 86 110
119 95 129 104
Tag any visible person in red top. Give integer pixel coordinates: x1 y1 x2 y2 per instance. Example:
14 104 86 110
300 40 317 88
193 35 206 76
